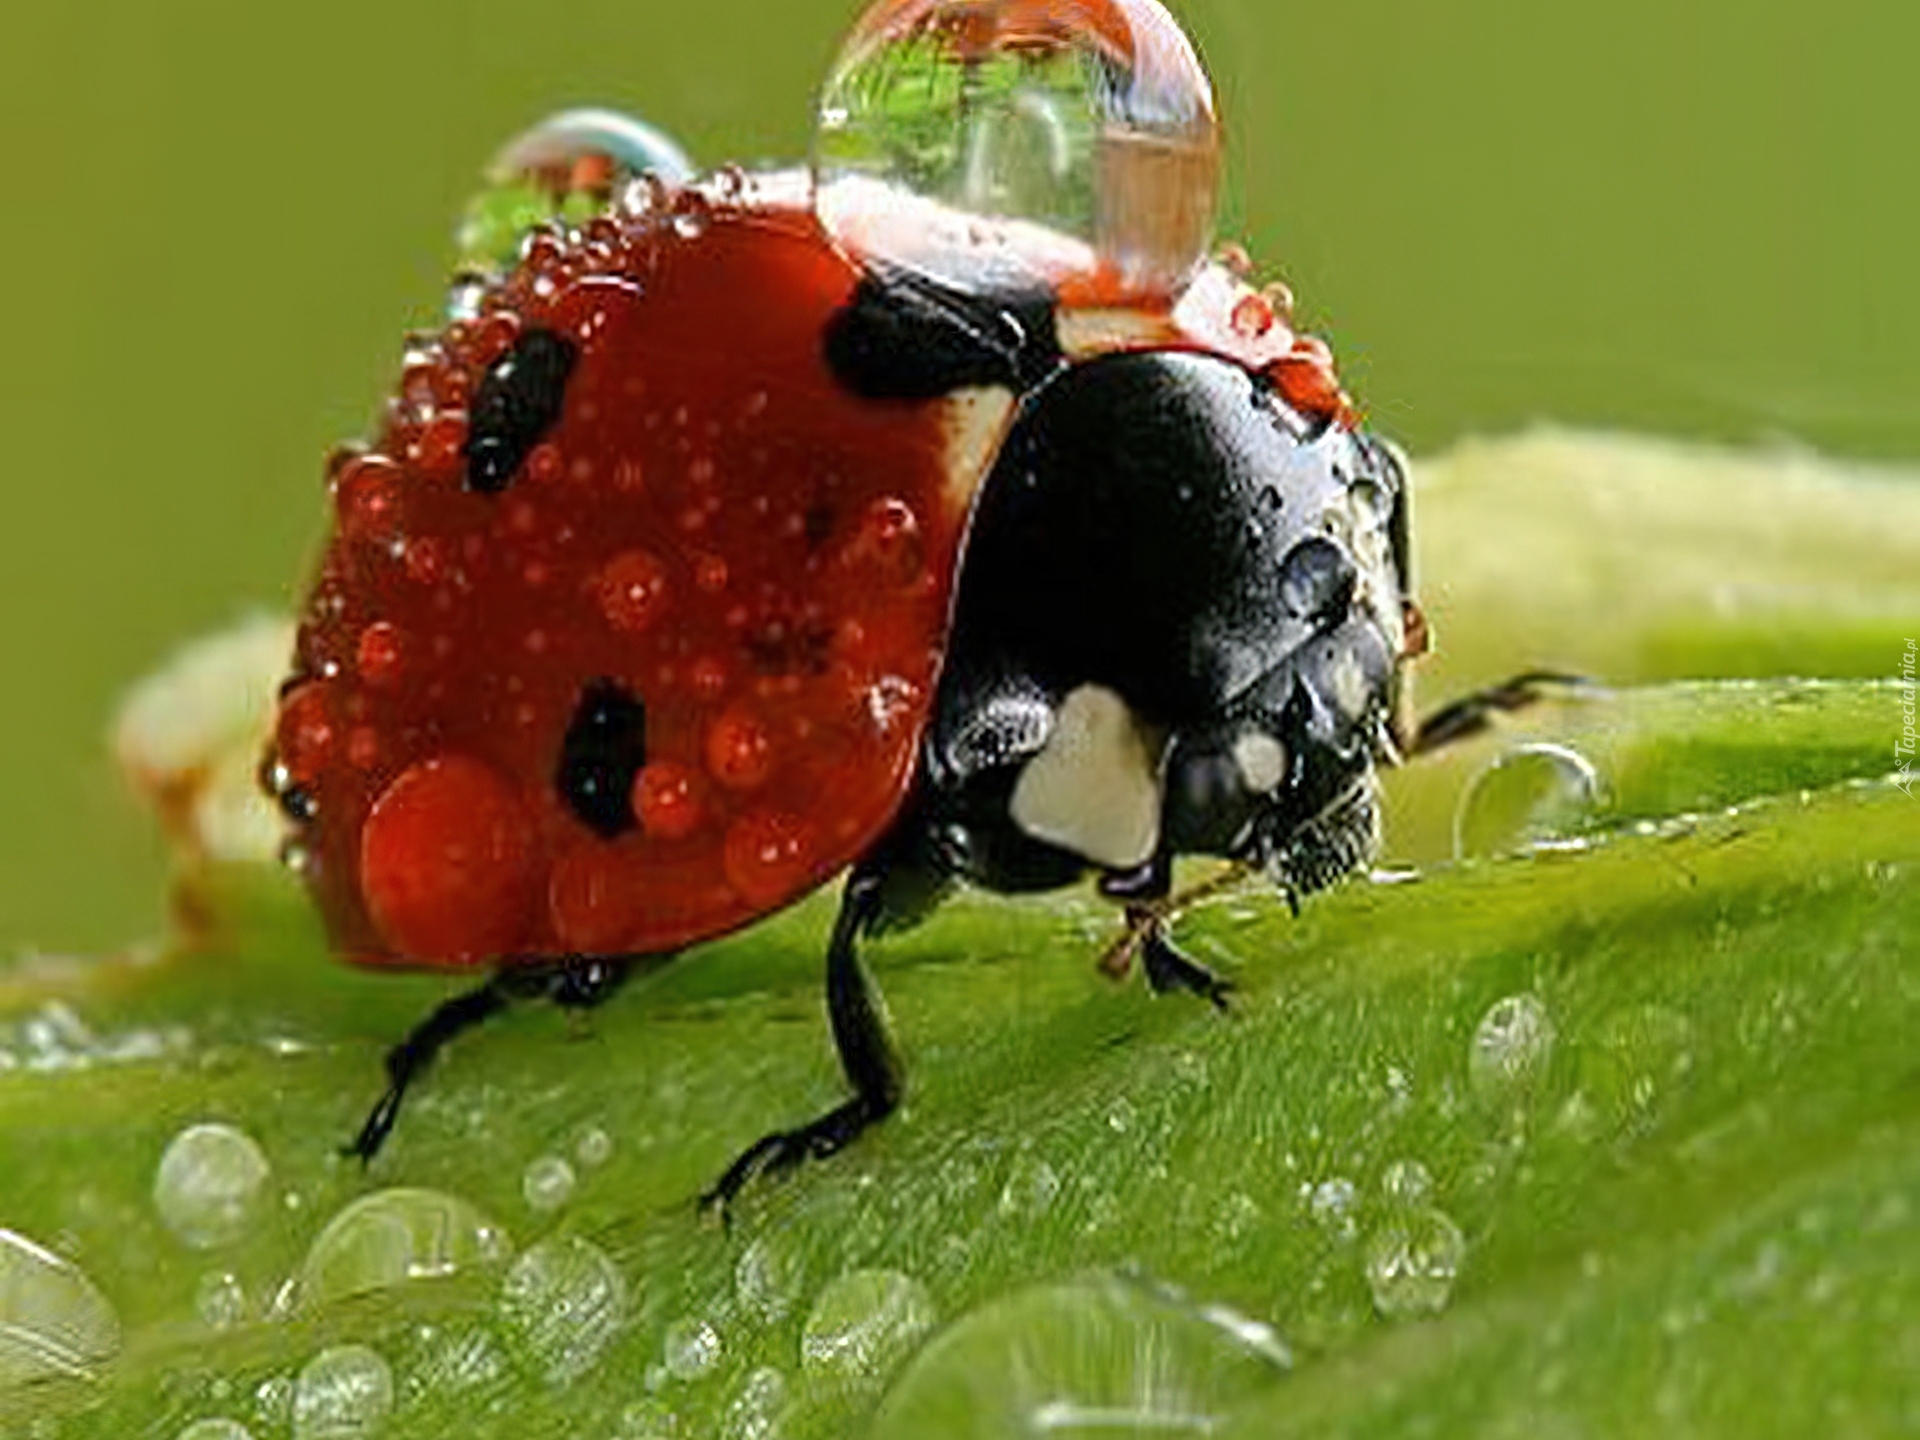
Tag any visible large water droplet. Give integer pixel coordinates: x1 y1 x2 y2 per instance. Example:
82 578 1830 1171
815 0 1219 301
0 1229 121 1387
1468 993 1558 1105
456 109 694 277
871 1273 1288 1437
153 1123 272 1250
1363 1207 1466 1320
292 1344 393 1439
800 1269 937 1385
498 1234 629 1387
1453 742 1603 860
299 1188 512 1307
662 1316 722 1380
176 1421 254 1440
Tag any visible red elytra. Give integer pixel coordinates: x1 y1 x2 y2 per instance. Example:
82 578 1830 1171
273 177 1358 973
278 191 981 969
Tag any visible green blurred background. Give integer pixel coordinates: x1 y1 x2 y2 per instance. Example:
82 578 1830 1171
1 0 1914 956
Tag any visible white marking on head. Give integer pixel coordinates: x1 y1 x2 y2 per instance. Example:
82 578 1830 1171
1009 685 1164 870
1329 645 1371 719
1231 730 1289 794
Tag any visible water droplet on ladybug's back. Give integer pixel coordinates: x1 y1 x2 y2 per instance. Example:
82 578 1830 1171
815 0 1219 301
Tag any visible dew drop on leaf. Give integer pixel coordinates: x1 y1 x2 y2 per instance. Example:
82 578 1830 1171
1469 993 1558 1105
1453 742 1603 860
299 1188 512 1307
721 1366 789 1440
497 1234 629 1387
153 1123 271 1250
0 1227 121 1387
291 1344 393 1440
871 1273 1288 1437
662 1315 722 1381
522 1155 577 1213
800 1269 937 1385
1363 1207 1467 1320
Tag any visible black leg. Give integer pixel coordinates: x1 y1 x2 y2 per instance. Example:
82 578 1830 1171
1140 926 1234 1010
702 868 901 1213
1411 670 1602 756
345 955 645 1164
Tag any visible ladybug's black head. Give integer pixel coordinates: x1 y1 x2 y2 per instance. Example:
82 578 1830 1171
920 345 1415 901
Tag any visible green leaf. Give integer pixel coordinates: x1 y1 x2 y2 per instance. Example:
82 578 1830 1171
2 435 1916 1438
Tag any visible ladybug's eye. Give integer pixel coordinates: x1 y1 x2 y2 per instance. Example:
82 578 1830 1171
815 0 1219 302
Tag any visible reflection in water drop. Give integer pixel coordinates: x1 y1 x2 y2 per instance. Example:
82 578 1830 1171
815 0 1219 300
1468 993 1558 1105
1453 742 1603 860
0 1228 121 1387
153 1123 272 1250
300 1188 511 1307
498 1235 629 1387
871 1273 1289 1437
801 1270 938 1385
1364 1208 1466 1320
292 1344 393 1440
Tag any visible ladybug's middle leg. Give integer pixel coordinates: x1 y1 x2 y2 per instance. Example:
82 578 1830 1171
1409 670 1602 756
1095 854 1236 1010
346 955 652 1164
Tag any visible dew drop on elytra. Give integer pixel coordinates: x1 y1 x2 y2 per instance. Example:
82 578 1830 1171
814 0 1220 302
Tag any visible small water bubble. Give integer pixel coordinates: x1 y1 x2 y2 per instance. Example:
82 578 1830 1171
195 1271 247 1330
1468 993 1558 1105
300 1188 511 1307
1381 1159 1434 1208
292 1345 393 1439
498 1234 629 1387
1105 1098 1137 1134
736 1237 805 1324
800 1270 937 1385
1308 1177 1358 1239
522 1155 577 1212
722 1366 789 1440
1453 742 1603 860
154 1123 271 1250
1581 1004 1693 1135
575 1126 614 1168
871 1274 1288 1437
662 1316 722 1381
0 1228 121 1386
998 1153 1060 1219
176 1421 253 1440
251 1375 293 1427
1364 1207 1466 1319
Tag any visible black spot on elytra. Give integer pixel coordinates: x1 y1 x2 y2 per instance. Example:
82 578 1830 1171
466 328 578 493
824 265 1061 399
803 503 836 549
556 679 647 837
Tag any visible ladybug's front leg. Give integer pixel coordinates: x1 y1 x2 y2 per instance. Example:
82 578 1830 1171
701 862 904 1214
1096 855 1236 1010
346 955 651 1164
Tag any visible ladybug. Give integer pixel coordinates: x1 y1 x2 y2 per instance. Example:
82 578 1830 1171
264 0 1426 1208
